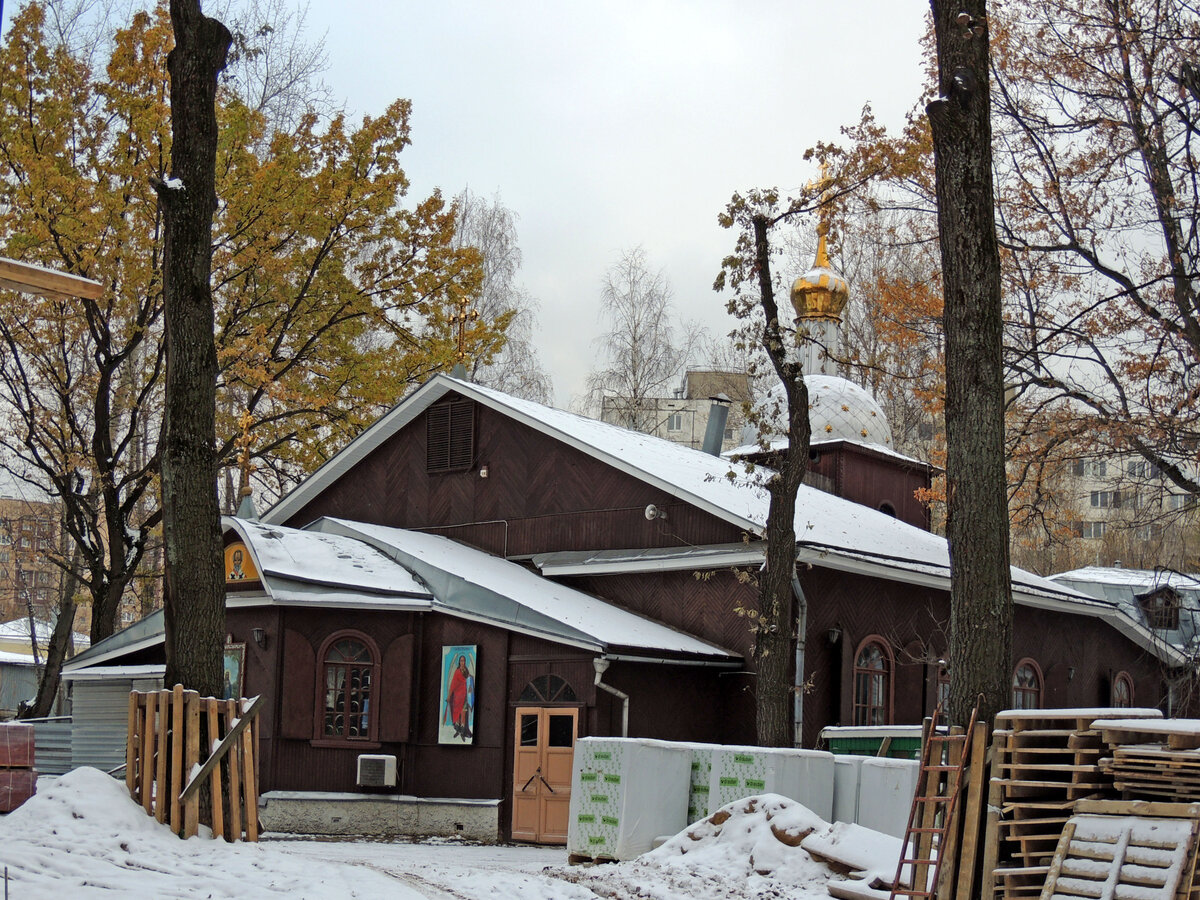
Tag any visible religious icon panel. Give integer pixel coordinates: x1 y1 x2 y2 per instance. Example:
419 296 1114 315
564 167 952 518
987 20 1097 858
438 645 477 745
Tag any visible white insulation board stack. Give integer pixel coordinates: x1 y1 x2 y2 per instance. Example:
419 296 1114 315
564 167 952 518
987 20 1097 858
566 737 692 861
856 757 920 838
832 755 864 825
707 746 834 820
685 743 720 824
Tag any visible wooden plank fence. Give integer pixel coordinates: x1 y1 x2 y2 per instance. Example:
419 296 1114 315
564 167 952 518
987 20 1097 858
125 685 263 841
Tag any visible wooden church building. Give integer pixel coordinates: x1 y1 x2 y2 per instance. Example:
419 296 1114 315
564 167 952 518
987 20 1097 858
65 222 1188 842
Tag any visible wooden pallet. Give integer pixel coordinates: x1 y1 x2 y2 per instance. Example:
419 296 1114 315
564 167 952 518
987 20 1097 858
1097 722 1200 803
984 710 1163 899
1040 810 1198 900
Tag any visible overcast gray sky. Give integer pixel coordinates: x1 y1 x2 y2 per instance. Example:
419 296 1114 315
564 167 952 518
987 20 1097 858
303 1 930 407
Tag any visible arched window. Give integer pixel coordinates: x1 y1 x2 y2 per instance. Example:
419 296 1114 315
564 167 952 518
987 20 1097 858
853 638 893 726
320 633 378 742
1012 659 1043 710
1112 671 1134 708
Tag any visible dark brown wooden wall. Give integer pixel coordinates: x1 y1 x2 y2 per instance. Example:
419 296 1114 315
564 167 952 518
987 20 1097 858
809 445 931 530
285 399 747 556
226 605 741 833
799 567 1170 744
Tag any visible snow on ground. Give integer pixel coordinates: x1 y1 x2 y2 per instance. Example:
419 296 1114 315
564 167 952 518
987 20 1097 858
0 771 902 899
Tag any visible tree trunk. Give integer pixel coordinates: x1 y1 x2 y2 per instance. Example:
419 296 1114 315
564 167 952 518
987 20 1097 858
751 214 811 747
21 538 83 719
926 0 1013 728
159 0 231 697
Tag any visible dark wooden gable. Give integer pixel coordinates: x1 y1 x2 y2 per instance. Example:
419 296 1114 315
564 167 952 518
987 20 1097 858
284 390 747 558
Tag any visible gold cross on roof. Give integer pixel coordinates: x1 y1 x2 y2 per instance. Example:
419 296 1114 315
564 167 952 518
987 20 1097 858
454 297 480 363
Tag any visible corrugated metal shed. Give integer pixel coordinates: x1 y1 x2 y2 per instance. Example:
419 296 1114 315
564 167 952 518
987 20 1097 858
25 717 72 775
65 668 163 772
0 662 39 717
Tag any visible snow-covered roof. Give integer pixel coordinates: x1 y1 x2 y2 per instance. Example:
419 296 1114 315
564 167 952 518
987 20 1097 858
1047 567 1200 663
228 518 431 598
311 518 736 660
70 515 739 672
724 436 931 469
1049 567 1200 593
0 617 89 648
258 375 1180 663
261 375 980 583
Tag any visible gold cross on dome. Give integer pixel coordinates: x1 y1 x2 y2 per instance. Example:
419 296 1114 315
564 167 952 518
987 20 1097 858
806 161 835 241
235 410 256 498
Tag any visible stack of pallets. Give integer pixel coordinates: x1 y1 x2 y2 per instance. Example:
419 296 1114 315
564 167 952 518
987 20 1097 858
982 708 1163 899
1040 801 1200 900
1097 718 1200 802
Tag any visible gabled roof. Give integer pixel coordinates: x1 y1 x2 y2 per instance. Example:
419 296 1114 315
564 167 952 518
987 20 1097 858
259 375 1086 606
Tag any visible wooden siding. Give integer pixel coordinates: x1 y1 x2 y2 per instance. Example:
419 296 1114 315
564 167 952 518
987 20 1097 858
809 444 931 530
285 400 746 555
565 568 756 658
799 567 1172 745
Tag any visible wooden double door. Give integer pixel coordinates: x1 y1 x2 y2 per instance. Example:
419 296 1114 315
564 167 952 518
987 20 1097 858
510 706 577 843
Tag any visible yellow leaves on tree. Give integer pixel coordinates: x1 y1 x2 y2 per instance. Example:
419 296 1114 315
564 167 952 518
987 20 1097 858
0 1 500 638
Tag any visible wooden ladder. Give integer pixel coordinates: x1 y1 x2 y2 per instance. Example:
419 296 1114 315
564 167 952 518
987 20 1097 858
889 704 979 900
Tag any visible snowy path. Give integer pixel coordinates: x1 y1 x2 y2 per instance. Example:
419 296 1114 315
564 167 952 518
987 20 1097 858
0 770 895 900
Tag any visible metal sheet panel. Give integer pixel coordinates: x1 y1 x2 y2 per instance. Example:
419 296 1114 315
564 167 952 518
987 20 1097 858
71 677 162 773
24 718 72 775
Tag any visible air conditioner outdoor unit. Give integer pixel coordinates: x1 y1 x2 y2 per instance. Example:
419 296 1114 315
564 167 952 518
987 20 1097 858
356 754 397 788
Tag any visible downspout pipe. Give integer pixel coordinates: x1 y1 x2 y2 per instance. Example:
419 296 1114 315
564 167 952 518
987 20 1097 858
792 572 808 748
593 657 629 737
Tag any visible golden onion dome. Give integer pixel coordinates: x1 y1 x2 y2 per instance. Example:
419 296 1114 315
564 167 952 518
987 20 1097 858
790 228 849 322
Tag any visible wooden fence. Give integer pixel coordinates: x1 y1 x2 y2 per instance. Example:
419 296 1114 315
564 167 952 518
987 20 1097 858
125 685 263 841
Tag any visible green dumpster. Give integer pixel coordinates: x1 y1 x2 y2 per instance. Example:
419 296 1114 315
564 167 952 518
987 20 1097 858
819 726 925 760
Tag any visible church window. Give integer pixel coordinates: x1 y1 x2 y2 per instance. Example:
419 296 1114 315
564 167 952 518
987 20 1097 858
1012 659 1042 709
853 637 892 726
320 632 378 742
426 399 475 473
1112 672 1134 708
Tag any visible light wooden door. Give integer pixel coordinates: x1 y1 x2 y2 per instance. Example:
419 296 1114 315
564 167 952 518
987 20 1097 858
510 706 577 843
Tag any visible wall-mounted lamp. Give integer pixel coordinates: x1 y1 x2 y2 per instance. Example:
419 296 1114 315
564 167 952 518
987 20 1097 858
827 625 842 644
252 627 267 650
479 465 489 479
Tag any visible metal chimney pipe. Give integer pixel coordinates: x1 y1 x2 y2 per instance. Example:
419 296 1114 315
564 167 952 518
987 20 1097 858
701 394 732 456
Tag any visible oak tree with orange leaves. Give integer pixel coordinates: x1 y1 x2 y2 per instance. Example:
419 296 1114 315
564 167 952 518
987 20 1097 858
0 1 497 660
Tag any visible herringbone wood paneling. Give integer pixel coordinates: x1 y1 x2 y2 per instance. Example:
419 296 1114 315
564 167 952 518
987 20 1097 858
288 400 744 556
